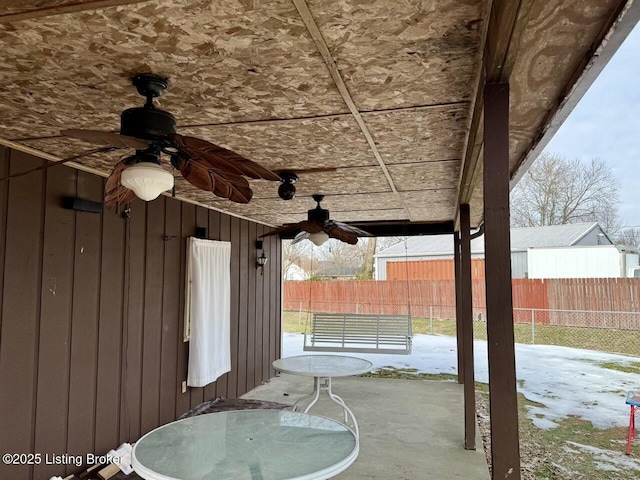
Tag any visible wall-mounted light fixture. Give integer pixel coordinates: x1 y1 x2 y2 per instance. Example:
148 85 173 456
256 240 268 275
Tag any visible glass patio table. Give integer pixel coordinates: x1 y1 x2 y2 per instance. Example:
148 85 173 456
272 355 373 437
131 409 358 480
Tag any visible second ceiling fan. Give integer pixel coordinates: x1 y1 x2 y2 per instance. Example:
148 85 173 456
261 194 372 246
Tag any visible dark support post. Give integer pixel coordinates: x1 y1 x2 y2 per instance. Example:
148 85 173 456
454 232 464 385
460 204 475 450
484 82 521 479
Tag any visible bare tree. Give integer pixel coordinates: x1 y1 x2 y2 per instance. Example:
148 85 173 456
282 239 314 279
358 236 406 279
615 228 640 248
321 240 366 269
361 238 377 279
285 235 406 280
511 153 621 237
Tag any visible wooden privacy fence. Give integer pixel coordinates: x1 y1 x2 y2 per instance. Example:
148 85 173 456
284 278 640 327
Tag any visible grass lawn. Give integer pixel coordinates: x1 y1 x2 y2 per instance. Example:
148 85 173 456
283 311 640 357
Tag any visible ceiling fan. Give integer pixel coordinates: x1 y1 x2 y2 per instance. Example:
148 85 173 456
260 194 371 246
61 74 280 208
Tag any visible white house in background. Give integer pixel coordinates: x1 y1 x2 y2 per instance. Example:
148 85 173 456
374 223 616 280
284 263 310 281
527 245 639 278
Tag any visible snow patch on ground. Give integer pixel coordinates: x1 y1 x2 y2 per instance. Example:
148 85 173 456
282 333 640 430
564 441 640 472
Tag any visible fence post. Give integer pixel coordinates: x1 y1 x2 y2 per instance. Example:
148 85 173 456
430 305 433 334
356 303 360 314
298 301 303 326
531 309 535 345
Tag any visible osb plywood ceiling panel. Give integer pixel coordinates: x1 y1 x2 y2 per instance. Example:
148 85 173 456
236 167 393 201
181 116 376 172
309 0 484 110
0 0 623 229
387 161 460 192
507 0 617 172
332 209 408 222
363 105 468 164
234 193 403 216
0 0 346 139
401 189 456 221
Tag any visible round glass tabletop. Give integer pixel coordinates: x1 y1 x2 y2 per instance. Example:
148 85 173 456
273 355 373 378
132 410 358 480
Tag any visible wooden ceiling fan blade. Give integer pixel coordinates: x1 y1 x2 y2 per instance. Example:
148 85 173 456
211 175 233 200
105 159 130 194
105 185 136 209
327 226 359 245
332 221 373 237
171 134 280 181
260 223 305 238
292 231 310 245
211 172 253 203
104 159 137 208
227 185 253 203
62 129 150 149
179 159 214 191
215 171 253 203
298 220 325 233
183 149 246 177
179 158 253 203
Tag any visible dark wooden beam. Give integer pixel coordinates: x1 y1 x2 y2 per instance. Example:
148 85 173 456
454 231 464 385
278 220 454 239
455 1 521 228
484 82 521 479
459 204 475 451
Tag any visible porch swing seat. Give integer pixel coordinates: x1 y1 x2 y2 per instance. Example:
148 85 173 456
303 312 412 355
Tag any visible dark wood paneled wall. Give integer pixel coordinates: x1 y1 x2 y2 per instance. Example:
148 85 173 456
0 147 282 479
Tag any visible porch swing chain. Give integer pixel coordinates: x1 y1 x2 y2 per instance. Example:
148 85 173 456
403 227 413 319
302 245 315 336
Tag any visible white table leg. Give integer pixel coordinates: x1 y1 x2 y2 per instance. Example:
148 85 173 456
294 376 321 412
300 376 359 438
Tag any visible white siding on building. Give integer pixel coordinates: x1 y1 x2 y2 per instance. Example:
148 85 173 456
527 246 639 278
510 252 528 278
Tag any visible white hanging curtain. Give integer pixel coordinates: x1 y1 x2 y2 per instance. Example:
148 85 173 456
186 237 231 387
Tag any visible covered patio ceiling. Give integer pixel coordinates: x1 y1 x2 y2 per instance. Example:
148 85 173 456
0 0 635 230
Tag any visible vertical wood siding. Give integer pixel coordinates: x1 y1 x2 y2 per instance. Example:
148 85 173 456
0 148 282 480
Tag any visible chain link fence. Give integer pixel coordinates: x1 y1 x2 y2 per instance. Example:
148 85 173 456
284 301 640 357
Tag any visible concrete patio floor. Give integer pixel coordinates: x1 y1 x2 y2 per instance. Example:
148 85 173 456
243 375 490 480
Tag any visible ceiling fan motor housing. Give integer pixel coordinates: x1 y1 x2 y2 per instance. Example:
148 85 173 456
120 107 176 141
120 73 176 141
308 206 329 223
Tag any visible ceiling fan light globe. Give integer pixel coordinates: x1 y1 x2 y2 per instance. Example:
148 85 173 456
308 231 329 246
121 163 174 202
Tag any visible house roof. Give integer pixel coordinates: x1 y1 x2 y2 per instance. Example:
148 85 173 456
316 261 361 277
375 223 606 258
0 1 635 231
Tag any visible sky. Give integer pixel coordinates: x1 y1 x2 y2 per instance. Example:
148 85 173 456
284 332 640 475
544 22 640 228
